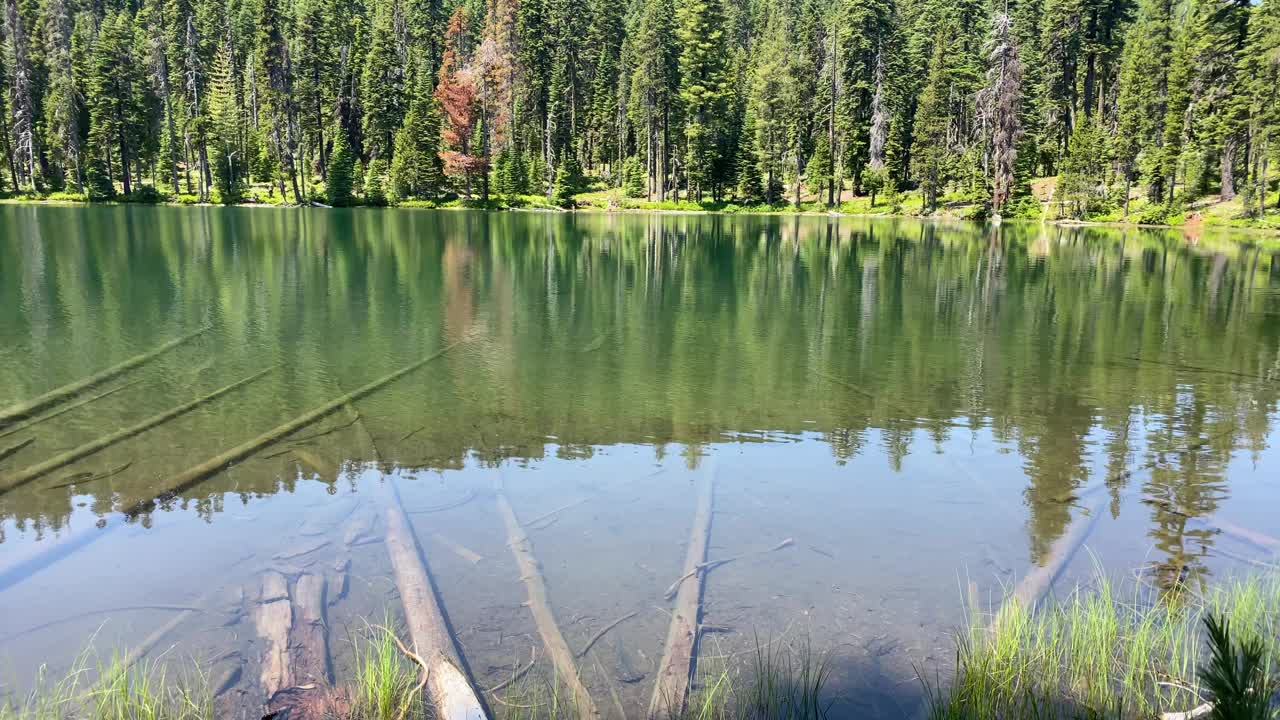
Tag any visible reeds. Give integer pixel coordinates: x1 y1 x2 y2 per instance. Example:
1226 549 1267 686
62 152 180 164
925 571 1280 719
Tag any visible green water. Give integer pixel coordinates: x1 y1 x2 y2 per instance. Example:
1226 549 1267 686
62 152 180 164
1 205 1278 717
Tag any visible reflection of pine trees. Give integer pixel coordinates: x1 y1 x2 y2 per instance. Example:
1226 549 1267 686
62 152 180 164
1 211 1278 568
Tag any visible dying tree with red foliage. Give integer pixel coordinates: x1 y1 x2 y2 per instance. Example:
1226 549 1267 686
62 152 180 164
434 8 486 197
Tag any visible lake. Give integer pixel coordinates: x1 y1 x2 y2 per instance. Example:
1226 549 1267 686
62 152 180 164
1 205 1278 718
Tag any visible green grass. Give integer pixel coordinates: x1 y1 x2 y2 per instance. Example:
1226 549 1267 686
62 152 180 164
926 571 1280 719
1 648 211 720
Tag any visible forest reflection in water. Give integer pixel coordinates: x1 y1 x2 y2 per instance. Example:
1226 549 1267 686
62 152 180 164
0 206 1278 717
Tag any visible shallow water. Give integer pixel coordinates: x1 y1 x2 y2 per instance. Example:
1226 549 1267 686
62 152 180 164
1 206 1279 718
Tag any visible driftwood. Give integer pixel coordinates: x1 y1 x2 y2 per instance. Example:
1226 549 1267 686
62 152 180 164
487 648 538 693
496 489 600 719
255 571 295 697
647 468 714 720
44 461 133 490
0 367 274 495
1161 703 1214 720
0 327 208 430
375 475 491 720
576 611 638 659
431 533 485 565
290 573 332 686
991 485 1108 632
0 378 144 441
1199 517 1280 554
662 538 793 600
0 437 35 464
122 339 468 519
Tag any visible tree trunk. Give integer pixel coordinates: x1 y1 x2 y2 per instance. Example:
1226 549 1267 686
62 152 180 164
1220 134 1237 202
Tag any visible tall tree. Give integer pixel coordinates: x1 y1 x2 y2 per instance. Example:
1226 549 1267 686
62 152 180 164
435 6 484 195
978 11 1022 214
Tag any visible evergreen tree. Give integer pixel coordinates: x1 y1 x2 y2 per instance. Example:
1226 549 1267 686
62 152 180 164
551 147 582 205
735 111 764 203
361 0 406 161
364 156 389 205
676 0 730 200
914 24 954 212
623 154 647 197
326 132 356 205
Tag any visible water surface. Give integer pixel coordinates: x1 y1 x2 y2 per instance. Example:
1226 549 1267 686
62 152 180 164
2 206 1279 718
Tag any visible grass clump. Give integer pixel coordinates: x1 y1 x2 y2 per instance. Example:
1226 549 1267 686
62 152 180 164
1 651 210 720
926 572 1280 719
345 623 425 720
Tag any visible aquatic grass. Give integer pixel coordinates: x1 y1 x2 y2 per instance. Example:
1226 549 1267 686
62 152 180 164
0 648 211 720
348 621 424 720
926 570 1280 719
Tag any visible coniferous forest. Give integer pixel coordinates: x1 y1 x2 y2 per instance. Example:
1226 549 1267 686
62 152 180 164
2 0 1279 219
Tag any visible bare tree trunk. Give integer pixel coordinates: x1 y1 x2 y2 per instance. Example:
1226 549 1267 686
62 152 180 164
1221 134 1237 201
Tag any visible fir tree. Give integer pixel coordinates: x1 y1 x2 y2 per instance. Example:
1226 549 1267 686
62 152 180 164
364 156 389 205
327 132 357 205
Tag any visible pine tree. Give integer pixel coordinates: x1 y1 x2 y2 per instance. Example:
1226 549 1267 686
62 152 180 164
735 111 764 203
364 156 389 205
914 24 954 212
676 0 730 201
327 132 356 205
805 134 832 197
751 6 794 206
551 147 582 205
623 154 647 197
361 0 406 161
87 11 148 196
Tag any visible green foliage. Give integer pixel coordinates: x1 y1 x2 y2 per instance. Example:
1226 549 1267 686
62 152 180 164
1199 614 1275 720
622 155 647 198
327 135 358 207
805 136 833 199
863 166 889 207
364 158 390 206
552 150 583 206
212 145 245 205
1056 119 1111 219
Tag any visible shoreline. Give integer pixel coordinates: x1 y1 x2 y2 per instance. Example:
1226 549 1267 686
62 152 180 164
5 195 1280 239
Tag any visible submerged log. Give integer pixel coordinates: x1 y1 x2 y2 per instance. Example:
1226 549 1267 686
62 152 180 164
991 485 1108 632
123 338 469 519
376 475 490 720
0 367 275 496
431 533 485 565
0 437 35 464
290 573 332 686
496 489 599 719
0 378 144 441
254 571 295 697
1198 516 1280 554
0 327 208 430
647 467 714 720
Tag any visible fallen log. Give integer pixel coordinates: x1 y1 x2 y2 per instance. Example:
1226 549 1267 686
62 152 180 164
431 533 485 565
1197 516 1280 554
44 461 133 490
991 484 1108 632
0 437 35 464
122 338 469 519
0 378 144 440
375 474 491 720
290 573 332 686
0 327 208 430
496 488 599 719
647 467 714 720
254 571 295 697
0 367 275 495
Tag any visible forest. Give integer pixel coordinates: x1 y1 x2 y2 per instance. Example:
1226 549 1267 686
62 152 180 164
1 0 1279 219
